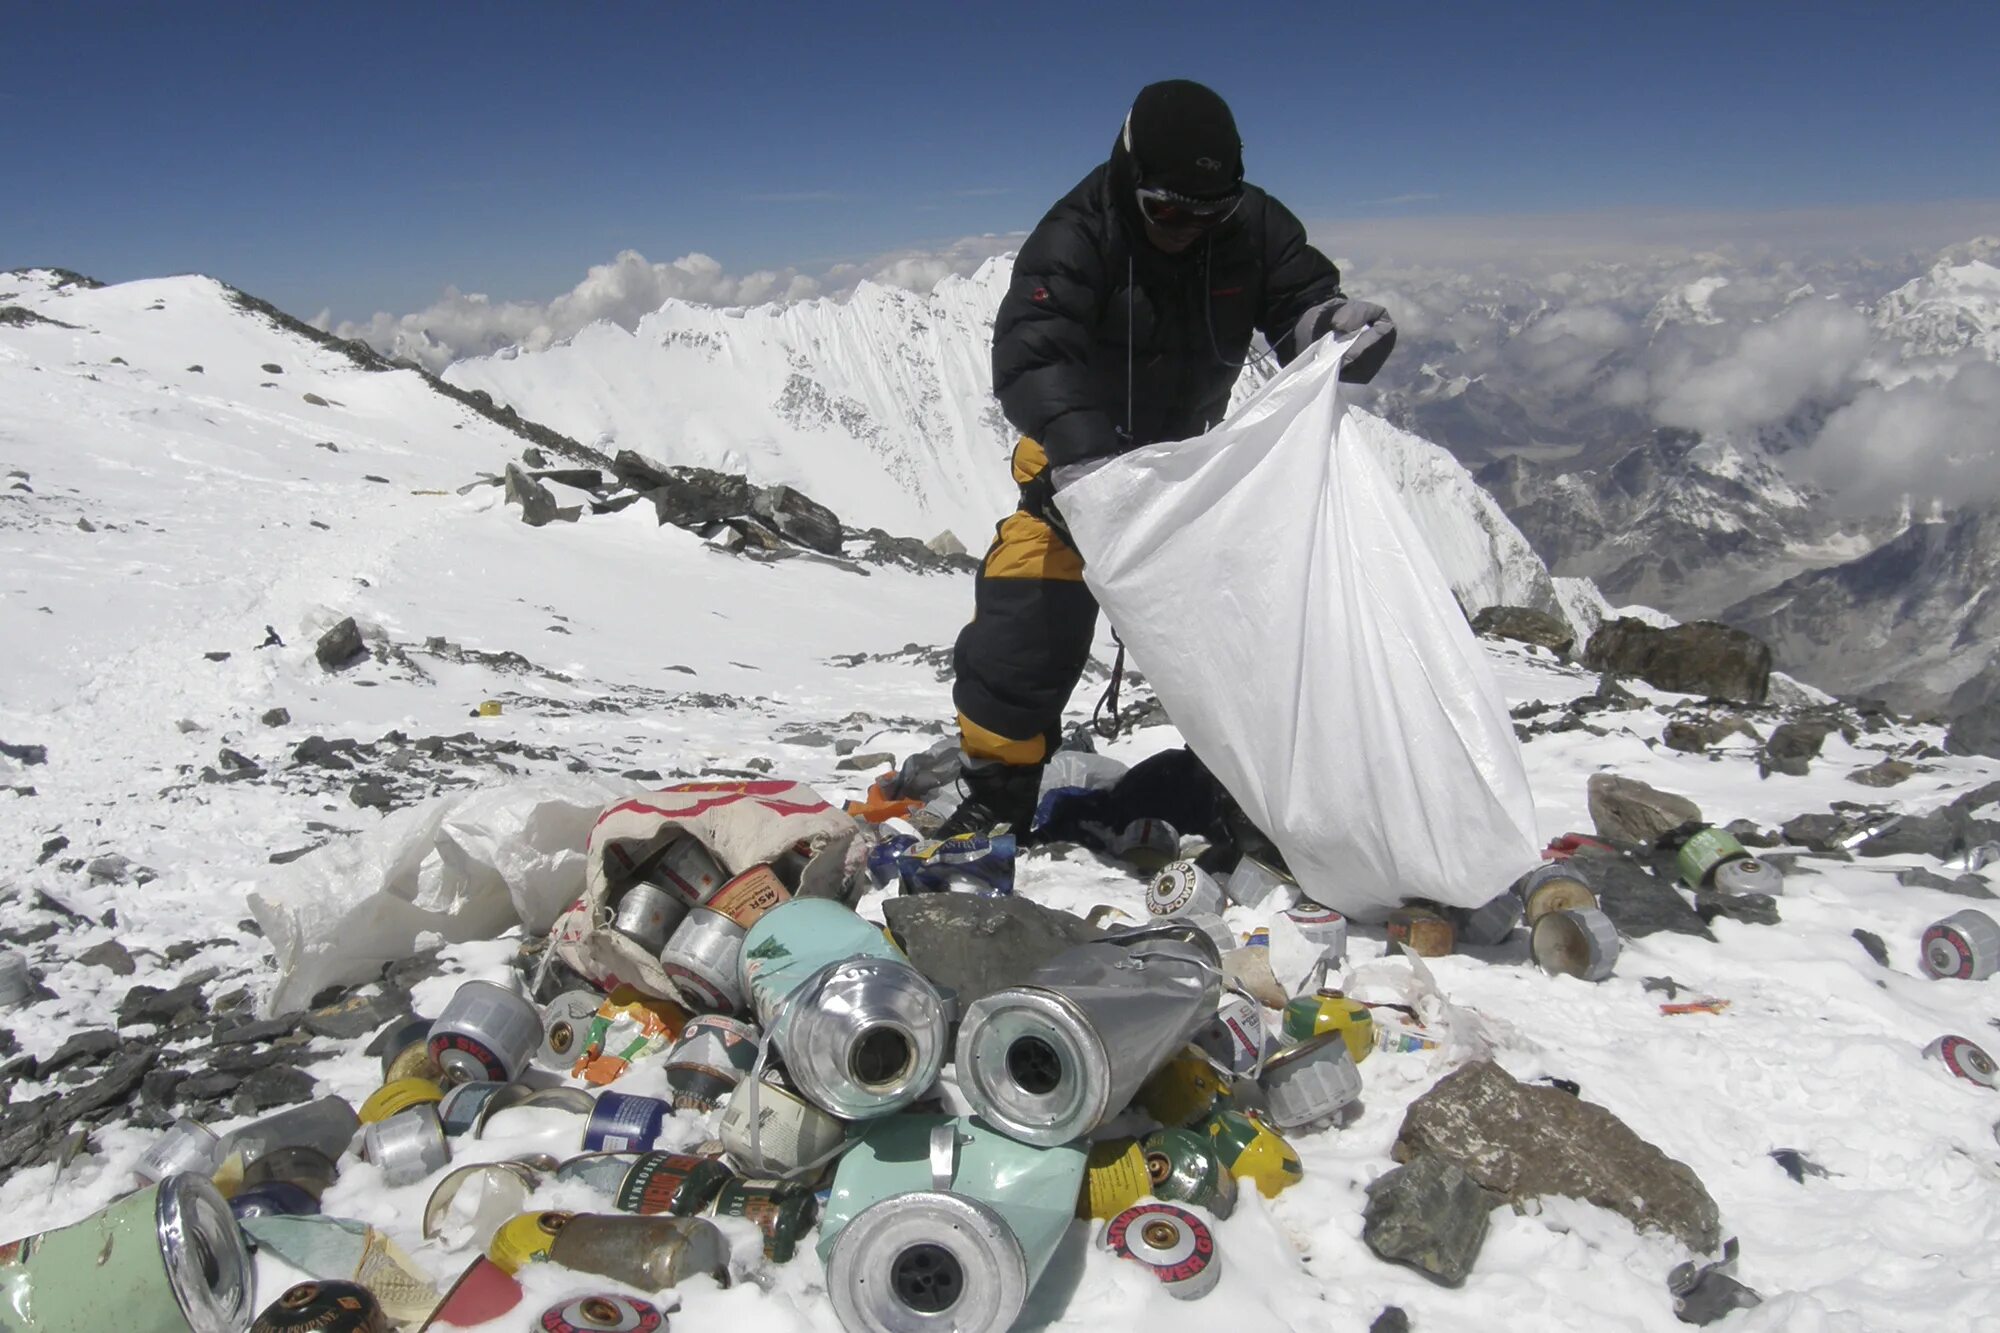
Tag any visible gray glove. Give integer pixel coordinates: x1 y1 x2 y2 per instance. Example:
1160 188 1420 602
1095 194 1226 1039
1296 296 1397 384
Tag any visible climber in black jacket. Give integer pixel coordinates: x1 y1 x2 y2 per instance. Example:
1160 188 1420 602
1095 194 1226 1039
941 78 1397 839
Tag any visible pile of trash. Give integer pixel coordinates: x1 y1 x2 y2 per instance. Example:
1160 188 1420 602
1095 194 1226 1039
9 752 2000 1333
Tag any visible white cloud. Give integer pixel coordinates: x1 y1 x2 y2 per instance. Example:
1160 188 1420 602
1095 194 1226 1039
325 234 1021 371
1653 299 1873 436
1789 362 2000 514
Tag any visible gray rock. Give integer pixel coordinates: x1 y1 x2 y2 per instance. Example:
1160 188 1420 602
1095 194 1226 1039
302 989 408 1039
230 1065 317 1113
1781 811 1869 852
1362 1153 1495 1287
927 529 968 559
78 940 137 976
1850 786 2000 860
1584 618 1772 705
261 362 283 374
1471 605 1574 655
608 448 676 491
1894 866 1996 899
1760 721 1829 778
1852 929 1890 967
882 894 1103 1007
176 1070 244 1102
1724 819 1778 848
1393 1060 1721 1252
751 484 844 556
0 740 47 765
1369 1310 1411 1333
503 463 578 527
1693 891 1780 927
54 1048 156 1125
261 707 292 727
645 466 755 530
118 982 208 1029
1662 721 1711 754
315 618 366 671
1587 774 1703 845
1848 758 1917 788
213 1014 302 1046
302 392 330 407
87 853 134 883
40 1029 120 1075
1581 855 1714 940
349 781 394 811
292 735 358 769
835 751 897 772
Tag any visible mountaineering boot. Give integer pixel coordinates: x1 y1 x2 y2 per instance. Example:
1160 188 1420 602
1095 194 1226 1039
934 761 1045 840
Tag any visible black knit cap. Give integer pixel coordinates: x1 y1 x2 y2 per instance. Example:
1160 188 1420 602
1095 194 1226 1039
1123 79 1243 201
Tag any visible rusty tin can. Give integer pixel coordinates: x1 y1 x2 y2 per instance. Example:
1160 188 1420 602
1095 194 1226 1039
546 1214 731 1292
1385 905 1456 957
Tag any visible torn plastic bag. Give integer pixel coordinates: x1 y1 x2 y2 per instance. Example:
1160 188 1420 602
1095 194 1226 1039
550 780 861 1004
1055 333 1540 919
250 776 639 1015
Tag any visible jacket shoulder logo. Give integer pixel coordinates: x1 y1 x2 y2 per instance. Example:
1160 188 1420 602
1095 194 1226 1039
1030 286 1049 303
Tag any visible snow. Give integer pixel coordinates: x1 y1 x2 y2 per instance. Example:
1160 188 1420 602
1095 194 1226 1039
6 271 2000 1332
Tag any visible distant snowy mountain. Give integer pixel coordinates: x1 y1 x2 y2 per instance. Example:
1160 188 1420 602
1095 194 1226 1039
447 255 1577 628
1873 239 2000 361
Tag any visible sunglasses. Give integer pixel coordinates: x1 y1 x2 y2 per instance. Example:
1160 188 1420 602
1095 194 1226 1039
1135 184 1242 230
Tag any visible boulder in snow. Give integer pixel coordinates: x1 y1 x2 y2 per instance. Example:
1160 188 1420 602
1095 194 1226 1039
1587 773 1702 846
315 617 367 672
1471 605 1574 656
1584 618 1772 705
1362 1153 1495 1287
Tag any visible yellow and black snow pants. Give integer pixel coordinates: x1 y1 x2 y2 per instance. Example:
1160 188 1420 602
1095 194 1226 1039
951 438 1100 767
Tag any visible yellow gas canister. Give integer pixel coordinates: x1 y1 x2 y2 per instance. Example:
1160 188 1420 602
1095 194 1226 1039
358 1078 444 1126
1135 1048 1227 1127
1077 1138 1151 1220
486 1210 570 1274
1280 990 1374 1064
1196 1108 1303 1198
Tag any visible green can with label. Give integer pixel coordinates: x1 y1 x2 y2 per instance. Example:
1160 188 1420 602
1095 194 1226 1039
1675 826 1746 889
709 1178 817 1263
0 1174 255 1333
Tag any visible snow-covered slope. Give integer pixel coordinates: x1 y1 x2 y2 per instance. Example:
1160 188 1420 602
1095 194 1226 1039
446 261 1019 547
446 256 1573 624
13 269 2000 1333
1874 239 2000 361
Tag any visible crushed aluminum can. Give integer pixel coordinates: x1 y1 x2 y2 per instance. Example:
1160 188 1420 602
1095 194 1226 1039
742 899 949 1120
1450 891 1524 947
360 1078 444 1125
252 1280 389 1333
635 833 730 908
1148 860 1228 918
895 832 1017 896
1101 1202 1221 1300
1386 904 1456 957
230 1181 322 1221
1532 907 1621 982
581 1092 672 1154
609 882 686 955
708 1177 817 1263
1135 1048 1228 1128
1712 857 1783 896
665 1014 759 1111
243 1145 340 1202
437 1082 513 1138
488 1211 569 1275
717 1070 848 1178
1922 909 2000 981
956 933 1221 1147
545 1214 731 1292
705 865 793 931
615 1152 733 1217
0 1174 253 1333
1192 992 1267 1078
1196 1108 1302 1199
1675 826 1751 890
0 950 30 1008
1110 819 1181 874
423 1160 546 1250
659 907 748 1013
536 989 610 1072
1077 1138 1151 1220
1926 1034 1999 1088
1668 1237 1762 1325
1282 901 1349 961
377 1015 442 1082
363 1104 451 1186
537 1294 665 1333
1516 862 1599 925
135 1117 221 1186
429 980 543 1085
1224 855 1296 911
1258 1031 1363 1130
1968 841 2000 873
1141 1128 1237 1218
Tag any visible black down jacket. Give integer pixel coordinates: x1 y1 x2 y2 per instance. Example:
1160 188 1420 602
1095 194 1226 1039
992 132 1344 469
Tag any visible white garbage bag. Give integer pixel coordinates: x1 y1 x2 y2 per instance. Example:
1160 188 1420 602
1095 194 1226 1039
1055 333 1541 919
249 775 642 1015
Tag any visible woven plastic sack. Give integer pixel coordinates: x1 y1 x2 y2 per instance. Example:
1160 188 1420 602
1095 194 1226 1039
1055 333 1540 919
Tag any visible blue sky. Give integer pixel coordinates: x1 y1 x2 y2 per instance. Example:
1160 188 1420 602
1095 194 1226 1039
6 0 1997 323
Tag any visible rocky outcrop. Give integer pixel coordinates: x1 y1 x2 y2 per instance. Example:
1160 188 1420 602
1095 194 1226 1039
1585 618 1772 704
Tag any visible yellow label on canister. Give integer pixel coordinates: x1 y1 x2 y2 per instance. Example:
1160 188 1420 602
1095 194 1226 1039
1199 1109 1304 1199
1078 1138 1151 1219
1282 992 1375 1065
359 1077 444 1125
1135 1050 1226 1128
487 1211 569 1274
477 700 503 717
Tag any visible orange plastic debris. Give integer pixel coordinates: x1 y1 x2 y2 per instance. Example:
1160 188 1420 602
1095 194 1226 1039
1660 999 1731 1016
844 777 923 824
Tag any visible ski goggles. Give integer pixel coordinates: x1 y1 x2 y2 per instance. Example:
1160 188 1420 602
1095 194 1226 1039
1135 183 1242 229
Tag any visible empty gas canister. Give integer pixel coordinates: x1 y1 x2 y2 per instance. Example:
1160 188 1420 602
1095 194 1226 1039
1196 1108 1301 1198
1280 991 1373 1064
